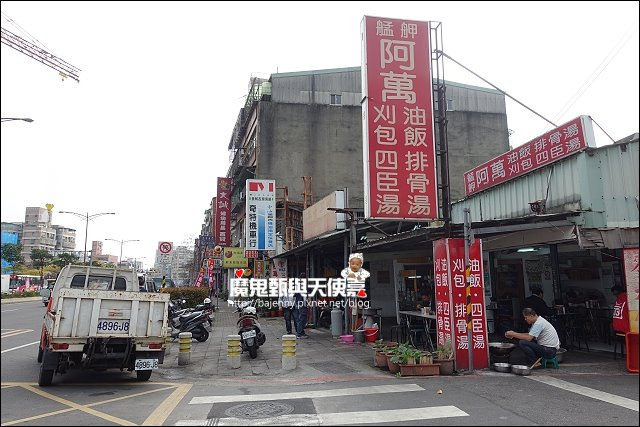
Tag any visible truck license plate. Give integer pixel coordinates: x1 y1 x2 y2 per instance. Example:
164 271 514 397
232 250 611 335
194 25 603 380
242 330 256 339
97 319 130 333
134 359 159 370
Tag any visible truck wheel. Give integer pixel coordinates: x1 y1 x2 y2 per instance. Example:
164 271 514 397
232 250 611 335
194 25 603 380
196 326 209 342
248 345 258 359
136 370 152 381
38 353 54 386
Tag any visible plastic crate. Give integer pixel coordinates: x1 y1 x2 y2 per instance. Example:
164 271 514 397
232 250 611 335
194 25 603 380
626 332 639 373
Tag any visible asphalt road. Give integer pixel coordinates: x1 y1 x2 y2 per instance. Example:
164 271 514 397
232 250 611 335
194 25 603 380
2 300 638 426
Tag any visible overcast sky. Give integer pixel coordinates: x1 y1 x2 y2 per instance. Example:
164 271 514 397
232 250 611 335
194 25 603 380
1 1 638 268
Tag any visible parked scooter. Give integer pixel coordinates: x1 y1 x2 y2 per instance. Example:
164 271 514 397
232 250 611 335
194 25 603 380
236 305 266 359
168 300 210 342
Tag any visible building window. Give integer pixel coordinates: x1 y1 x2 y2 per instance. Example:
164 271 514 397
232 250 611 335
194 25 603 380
330 94 342 105
446 98 455 111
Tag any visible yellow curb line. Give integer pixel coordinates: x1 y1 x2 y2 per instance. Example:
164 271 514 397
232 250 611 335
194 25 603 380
1 385 177 426
143 383 192 426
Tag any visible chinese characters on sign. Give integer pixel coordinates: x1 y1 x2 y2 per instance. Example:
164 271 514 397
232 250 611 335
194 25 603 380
464 116 595 196
216 178 232 246
222 247 248 268
245 179 276 251
433 238 489 370
361 16 438 220
623 248 639 332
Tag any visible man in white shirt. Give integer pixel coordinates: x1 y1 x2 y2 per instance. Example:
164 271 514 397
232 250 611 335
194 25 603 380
505 307 560 367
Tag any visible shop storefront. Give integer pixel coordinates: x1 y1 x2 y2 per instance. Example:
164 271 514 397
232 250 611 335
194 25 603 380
452 135 639 351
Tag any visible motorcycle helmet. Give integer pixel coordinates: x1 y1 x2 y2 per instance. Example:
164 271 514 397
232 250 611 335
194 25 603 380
243 306 257 315
204 298 211 305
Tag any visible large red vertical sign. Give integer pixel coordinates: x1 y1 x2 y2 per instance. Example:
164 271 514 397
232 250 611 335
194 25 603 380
361 16 438 220
434 238 489 370
216 178 232 246
434 239 453 348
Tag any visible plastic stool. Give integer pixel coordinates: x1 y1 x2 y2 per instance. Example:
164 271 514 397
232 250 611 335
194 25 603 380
542 357 559 369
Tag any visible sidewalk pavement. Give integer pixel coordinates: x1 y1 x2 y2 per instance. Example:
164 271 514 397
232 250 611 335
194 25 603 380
157 304 632 384
157 303 389 384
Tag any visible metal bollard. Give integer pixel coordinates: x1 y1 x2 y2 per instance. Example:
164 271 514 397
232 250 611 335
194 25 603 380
227 335 241 369
282 334 297 371
178 332 192 366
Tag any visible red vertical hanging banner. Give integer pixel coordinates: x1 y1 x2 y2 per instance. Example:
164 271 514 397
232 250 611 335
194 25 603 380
216 178 232 246
434 238 489 370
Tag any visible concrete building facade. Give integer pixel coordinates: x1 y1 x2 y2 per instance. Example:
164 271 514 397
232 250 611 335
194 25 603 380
223 67 509 250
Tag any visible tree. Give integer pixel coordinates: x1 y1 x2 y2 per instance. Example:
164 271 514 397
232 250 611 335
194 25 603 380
31 249 54 278
1 243 24 265
52 252 79 269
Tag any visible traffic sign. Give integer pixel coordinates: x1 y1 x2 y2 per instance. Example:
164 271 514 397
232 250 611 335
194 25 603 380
159 241 173 254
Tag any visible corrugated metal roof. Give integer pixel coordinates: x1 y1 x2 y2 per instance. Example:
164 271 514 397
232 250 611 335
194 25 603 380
451 140 639 229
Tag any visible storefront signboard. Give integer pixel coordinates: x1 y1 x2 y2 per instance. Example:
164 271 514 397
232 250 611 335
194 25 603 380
434 238 489 370
361 15 438 220
623 248 639 332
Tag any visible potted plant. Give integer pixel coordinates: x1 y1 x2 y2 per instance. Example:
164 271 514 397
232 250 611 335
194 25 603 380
386 345 404 374
433 341 455 375
373 340 388 368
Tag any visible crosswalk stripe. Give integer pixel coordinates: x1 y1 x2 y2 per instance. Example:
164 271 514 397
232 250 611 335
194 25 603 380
189 384 424 405
526 375 639 412
175 405 469 426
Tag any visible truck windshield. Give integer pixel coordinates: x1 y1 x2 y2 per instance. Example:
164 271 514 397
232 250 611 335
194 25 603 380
70 275 127 290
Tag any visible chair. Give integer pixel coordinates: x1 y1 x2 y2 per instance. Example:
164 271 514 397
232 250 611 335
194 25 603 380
390 324 408 344
613 332 626 360
542 356 559 369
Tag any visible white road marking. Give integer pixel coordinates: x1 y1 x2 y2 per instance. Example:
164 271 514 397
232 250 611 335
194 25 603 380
189 384 424 404
1 329 34 338
1 341 39 354
1 309 20 313
176 405 468 426
526 375 639 412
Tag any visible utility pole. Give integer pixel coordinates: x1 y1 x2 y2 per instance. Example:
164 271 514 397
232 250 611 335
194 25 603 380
463 208 474 372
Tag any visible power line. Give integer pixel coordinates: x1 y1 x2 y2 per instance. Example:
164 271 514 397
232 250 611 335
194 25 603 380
1 26 80 82
542 22 639 134
1 9 50 51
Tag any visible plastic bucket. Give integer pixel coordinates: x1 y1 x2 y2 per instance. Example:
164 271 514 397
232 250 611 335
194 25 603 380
354 330 365 343
365 327 379 343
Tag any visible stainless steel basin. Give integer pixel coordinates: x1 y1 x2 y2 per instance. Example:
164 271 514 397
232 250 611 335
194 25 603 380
493 362 512 373
511 364 531 376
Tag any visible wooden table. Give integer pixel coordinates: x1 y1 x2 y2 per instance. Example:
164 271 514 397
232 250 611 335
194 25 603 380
398 311 436 351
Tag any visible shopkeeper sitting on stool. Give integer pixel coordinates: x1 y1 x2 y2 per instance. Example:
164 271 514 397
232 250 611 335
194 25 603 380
505 307 560 368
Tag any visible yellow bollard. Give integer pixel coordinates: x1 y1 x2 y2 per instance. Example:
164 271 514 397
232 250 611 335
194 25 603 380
178 332 192 365
227 335 241 369
282 334 297 371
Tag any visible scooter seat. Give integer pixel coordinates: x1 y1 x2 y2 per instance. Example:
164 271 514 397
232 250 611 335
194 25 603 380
180 312 201 321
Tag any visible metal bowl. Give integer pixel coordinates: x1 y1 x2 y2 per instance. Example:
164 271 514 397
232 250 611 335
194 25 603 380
493 362 512 373
488 342 516 356
556 348 567 363
511 364 532 376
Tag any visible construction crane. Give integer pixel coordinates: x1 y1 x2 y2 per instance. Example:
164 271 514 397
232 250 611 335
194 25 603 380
1 26 80 82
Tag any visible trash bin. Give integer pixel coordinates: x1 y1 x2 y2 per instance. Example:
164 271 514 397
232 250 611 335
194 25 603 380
331 309 343 337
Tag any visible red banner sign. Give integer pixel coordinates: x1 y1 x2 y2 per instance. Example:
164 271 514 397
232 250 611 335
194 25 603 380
216 178 232 246
244 250 259 259
361 16 438 220
434 238 489 370
464 116 594 196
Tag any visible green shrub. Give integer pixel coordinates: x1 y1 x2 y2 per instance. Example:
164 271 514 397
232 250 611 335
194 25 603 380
160 287 209 307
1 291 40 299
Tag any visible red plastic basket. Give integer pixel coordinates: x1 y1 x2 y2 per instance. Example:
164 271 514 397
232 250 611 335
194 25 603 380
626 332 639 373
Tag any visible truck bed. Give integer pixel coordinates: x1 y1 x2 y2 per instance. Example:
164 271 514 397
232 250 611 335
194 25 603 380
52 288 169 339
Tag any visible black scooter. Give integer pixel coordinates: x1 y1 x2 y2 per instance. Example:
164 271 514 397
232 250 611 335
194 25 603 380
168 301 210 342
236 304 265 358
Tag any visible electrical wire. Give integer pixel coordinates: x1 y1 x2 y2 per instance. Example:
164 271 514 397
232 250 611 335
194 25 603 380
1 9 50 52
540 22 639 134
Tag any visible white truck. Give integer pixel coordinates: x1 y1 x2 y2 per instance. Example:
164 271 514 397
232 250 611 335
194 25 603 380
37 265 170 386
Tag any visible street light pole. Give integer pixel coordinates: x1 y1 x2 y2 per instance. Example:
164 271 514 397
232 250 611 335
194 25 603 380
105 238 140 264
59 211 115 263
1 117 34 123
